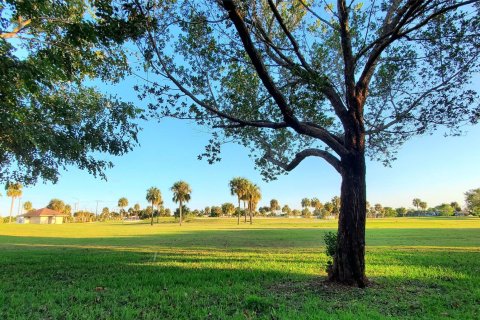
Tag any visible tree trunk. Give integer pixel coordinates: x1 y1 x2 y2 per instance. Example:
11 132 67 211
328 152 368 287
237 198 240 225
243 201 247 223
9 197 15 223
249 205 252 225
179 200 182 226
150 202 154 226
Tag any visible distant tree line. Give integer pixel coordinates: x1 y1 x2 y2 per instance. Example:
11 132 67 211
2 184 480 224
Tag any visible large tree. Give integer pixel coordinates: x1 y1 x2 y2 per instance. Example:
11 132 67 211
130 0 480 287
171 181 192 226
0 0 145 185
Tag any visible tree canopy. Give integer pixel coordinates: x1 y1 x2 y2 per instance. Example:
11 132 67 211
171 181 192 225
0 0 145 185
47 198 66 213
115 0 478 287
118 197 129 209
465 188 480 216
131 0 479 179
146 187 162 225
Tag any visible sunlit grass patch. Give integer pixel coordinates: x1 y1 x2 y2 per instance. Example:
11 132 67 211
0 217 479 319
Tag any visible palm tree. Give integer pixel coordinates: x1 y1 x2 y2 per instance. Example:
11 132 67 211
311 197 323 210
301 198 311 209
245 183 261 225
134 203 141 216
419 201 428 212
118 197 129 220
171 181 191 226
23 201 33 213
229 177 249 225
146 187 162 226
156 200 164 223
412 198 421 211
47 198 66 213
6 182 22 223
270 199 280 214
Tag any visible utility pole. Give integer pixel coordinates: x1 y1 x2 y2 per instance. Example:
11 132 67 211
95 200 101 218
72 197 79 215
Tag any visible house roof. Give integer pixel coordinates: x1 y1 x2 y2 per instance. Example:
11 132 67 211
23 208 67 217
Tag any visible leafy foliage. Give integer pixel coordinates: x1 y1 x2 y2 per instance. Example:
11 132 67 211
171 181 192 204
436 203 455 216
0 0 144 184
130 0 479 179
221 202 235 216
465 188 480 216
47 198 66 213
324 231 338 259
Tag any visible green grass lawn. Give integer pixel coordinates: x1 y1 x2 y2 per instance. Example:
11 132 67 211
0 217 479 319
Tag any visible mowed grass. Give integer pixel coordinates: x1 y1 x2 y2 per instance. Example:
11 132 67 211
0 218 479 319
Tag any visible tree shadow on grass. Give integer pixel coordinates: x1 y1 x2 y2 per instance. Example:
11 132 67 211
1 227 479 249
0 228 479 319
0 242 478 320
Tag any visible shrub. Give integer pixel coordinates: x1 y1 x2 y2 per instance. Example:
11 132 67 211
324 231 337 258
324 231 337 275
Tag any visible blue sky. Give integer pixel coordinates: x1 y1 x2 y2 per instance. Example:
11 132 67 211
1 88 479 216
2 59 480 216
2 4 478 217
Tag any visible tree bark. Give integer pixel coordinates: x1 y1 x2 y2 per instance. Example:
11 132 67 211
328 151 368 288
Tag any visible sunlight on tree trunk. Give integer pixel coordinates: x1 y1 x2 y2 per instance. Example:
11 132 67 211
329 153 368 287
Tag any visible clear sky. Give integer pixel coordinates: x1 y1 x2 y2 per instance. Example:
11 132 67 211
1 74 479 216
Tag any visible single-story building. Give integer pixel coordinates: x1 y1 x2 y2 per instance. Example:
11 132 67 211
22 208 67 224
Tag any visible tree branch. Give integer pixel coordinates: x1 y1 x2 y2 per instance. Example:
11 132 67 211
135 1 288 132
337 0 356 103
0 16 31 39
266 0 313 73
356 0 477 97
365 53 479 135
265 148 343 174
297 0 338 31
220 0 348 156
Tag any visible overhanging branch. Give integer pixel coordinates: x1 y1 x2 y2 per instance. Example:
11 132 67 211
265 148 343 174
221 0 348 156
